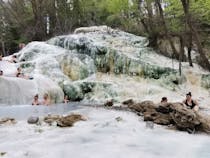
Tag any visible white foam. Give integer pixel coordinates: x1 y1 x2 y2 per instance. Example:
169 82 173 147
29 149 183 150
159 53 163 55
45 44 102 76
0 107 210 158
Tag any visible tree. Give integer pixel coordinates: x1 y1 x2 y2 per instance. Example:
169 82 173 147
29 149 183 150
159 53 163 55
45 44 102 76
180 0 210 70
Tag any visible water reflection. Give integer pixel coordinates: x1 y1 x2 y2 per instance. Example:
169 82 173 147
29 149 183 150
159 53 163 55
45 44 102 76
0 102 84 120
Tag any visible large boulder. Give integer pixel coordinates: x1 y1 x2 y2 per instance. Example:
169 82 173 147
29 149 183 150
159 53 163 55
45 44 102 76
128 101 210 134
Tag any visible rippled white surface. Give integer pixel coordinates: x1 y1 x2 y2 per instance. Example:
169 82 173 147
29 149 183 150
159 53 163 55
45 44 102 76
0 106 210 158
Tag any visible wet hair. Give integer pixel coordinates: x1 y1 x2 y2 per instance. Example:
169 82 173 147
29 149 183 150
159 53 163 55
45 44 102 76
161 97 167 103
186 92 192 96
34 94 39 98
16 73 21 77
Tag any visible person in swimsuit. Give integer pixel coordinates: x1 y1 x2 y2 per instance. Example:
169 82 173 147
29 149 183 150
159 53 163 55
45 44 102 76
183 92 199 111
32 94 40 106
63 95 70 104
42 93 51 106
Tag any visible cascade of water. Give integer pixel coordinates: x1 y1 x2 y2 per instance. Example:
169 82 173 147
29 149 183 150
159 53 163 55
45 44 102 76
0 26 209 106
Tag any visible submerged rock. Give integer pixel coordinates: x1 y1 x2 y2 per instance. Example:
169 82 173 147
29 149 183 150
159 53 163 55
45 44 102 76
104 100 114 107
43 114 86 127
0 118 16 125
27 116 39 124
122 99 134 105
0 152 7 156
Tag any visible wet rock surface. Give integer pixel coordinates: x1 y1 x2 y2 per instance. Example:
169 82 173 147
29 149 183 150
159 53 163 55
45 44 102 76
0 118 16 125
128 101 210 134
27 116 39 124
43 114 86 127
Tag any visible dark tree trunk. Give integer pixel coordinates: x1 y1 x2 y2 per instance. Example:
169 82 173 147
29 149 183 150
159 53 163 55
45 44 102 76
155 0 180 59
180 0 210 71
1 40 6 56
179 36 185 76
187 33 193 67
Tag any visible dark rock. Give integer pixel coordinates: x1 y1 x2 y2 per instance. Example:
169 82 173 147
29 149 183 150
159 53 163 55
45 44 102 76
0 118 16 125
0 152 7 156
122 99 134 105
44 114 86 127
169 103 201 130
128 101 156 113
44 115 60 125
27 116 39 124
156 103 173 114
104 100 113 107
57 114 86 127
128 101 210 134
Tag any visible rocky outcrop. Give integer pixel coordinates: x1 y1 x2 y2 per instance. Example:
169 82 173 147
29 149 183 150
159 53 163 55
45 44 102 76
43 114 86 127
157 36 181 59
0 118 16 125
128 101 210 134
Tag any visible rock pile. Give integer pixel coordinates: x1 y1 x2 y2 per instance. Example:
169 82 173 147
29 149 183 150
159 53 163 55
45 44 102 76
43 114 86 127
128 101 210 134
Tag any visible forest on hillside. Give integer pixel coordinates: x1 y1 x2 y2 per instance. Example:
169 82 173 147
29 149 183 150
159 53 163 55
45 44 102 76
0 0 210 70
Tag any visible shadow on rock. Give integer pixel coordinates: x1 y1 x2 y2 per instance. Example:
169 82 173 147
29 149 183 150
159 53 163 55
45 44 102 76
128 101 210 134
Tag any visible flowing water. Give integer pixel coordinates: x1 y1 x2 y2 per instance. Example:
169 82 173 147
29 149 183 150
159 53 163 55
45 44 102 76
1 26 210 158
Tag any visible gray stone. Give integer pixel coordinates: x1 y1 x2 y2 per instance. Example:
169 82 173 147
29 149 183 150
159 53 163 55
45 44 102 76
27 116 39 124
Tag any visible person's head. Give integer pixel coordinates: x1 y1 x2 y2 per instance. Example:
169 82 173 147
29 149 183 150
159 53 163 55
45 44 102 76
34 94 39 100
0 70 3 76
186 92 192 100
16 72 21 77
43 93 49 100
12 55 17 59
161 97 168 103
17 67 21 72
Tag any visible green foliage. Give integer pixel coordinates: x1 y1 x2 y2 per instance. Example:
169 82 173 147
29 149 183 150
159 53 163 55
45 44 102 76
1 0 210 54
190 0 210 24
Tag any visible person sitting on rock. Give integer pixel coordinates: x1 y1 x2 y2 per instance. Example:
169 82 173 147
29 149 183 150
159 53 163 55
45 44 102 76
0 70 3 76
161 97 168 103
183 92 199 111
42 93 51 106
63 95 70 104
32 94 40 106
